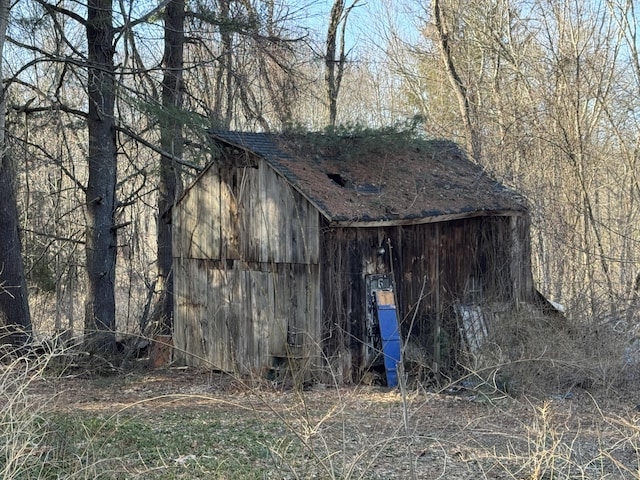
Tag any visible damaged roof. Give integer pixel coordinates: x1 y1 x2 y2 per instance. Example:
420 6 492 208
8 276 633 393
208 130 527 226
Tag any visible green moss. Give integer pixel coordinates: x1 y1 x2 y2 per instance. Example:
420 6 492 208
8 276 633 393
281 117 434 162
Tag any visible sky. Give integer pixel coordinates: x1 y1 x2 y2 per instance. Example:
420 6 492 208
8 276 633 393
287 0 424 71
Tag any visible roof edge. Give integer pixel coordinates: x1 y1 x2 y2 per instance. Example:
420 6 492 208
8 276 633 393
328 209 528 228
209 130 334 222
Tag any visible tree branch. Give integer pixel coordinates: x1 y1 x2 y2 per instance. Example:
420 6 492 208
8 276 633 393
21 228 85 245
432 0 481 161
115 125 202 172
36 0 87 27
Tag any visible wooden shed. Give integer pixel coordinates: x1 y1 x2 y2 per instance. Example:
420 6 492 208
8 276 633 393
172 130 536 383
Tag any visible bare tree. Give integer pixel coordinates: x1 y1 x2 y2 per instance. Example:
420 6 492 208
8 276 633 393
325 0 360 127
153 0 185 334
84 0 118 352
430 0 481 160
182 1 309 130
377 0 640 317
0 0 31 343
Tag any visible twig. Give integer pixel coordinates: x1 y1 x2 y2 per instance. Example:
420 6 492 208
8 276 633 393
398 276 427 480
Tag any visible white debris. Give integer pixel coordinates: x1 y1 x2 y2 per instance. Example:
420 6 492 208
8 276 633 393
174 454 197 465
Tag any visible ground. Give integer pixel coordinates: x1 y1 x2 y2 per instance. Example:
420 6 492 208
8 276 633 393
18 365 640 479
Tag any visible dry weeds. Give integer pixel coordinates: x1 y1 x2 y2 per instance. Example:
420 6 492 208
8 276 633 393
4 362 637 479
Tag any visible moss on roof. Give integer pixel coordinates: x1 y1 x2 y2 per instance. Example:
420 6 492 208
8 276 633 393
209 130 527 224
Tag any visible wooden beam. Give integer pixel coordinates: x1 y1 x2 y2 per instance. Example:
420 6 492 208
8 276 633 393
328 209 527 228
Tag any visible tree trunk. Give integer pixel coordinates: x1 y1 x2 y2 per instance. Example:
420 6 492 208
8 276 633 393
0 0 31 344
325 1 344 128
432 0 481 161
154 0 185 334
325 1 358 128
85 0 117 353
0 165 32 344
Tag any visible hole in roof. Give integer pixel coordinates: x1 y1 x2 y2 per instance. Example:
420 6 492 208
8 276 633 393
357 184 383 194
327 173 347 187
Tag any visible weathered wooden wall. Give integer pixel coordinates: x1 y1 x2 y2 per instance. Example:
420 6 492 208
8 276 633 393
173 158 321 372
319 214 534 379
173 162 320 264
173 149 534 380
173 258 320 372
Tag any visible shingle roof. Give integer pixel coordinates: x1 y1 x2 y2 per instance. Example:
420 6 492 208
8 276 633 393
208 130 527 225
